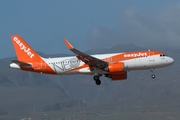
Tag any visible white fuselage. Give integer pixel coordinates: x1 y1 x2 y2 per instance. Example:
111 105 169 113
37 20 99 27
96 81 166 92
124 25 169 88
9 35 175 85
41 52 174 75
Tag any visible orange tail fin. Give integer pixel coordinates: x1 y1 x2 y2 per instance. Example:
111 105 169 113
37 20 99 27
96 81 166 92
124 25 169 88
11 35 42 62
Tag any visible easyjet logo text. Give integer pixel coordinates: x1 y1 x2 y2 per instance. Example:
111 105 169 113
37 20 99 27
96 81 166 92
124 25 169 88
13 37 34 59
124 52 147 58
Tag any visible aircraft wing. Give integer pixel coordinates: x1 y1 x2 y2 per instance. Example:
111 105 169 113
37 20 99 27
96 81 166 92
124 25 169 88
11 60 32 67
64 38 108 71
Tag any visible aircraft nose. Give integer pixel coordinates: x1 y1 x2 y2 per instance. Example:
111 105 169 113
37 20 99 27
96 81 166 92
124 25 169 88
168 57 174 65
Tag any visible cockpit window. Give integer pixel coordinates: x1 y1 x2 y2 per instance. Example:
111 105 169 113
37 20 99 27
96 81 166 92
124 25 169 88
160 54 167 57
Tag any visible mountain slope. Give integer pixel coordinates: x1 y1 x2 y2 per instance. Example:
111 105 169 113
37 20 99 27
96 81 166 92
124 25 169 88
0 43 179 119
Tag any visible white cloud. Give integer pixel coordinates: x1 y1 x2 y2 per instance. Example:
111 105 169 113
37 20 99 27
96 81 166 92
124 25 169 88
87 3 180 50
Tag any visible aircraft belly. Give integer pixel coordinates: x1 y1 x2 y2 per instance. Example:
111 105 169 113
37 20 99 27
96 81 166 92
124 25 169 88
125 59 145 70
125 58 170 71
58 71 79 75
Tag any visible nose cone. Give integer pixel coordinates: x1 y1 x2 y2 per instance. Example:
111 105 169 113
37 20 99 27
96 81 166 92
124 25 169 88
168 57 174 65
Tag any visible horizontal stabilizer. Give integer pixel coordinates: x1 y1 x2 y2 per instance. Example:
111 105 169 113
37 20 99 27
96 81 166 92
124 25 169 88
11 59 32 67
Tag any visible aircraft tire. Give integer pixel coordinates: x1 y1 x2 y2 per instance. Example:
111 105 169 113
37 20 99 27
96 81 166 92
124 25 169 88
95 80 101 85
151 74 155 79
93 75 99 81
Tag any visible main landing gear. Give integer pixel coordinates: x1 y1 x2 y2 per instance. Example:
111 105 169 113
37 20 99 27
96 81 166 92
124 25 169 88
93 75 101 85
150 69 156 79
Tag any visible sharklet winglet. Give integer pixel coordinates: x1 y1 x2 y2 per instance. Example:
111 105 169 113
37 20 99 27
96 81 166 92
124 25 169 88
64 38 73 49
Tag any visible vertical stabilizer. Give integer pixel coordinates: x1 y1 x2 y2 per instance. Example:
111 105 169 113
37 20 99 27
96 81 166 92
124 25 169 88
11 35 42 62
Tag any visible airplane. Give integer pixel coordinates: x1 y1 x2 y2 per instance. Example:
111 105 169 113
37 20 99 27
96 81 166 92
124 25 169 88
9 35 174 85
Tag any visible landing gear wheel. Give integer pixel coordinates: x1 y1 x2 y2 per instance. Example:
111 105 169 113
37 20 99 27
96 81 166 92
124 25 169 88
95 80 101 85
93 75 99 81
150 69 156 79
151 74 155 79
93 75 102 85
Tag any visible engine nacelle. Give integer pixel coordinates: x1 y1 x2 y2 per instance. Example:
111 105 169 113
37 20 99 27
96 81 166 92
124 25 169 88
106 62 124 73
105 72 127 81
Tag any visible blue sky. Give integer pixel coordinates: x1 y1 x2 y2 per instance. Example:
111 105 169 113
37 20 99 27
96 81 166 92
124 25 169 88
0 0 180 58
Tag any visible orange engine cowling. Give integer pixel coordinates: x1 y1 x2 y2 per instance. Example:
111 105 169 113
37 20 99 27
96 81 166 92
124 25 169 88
107 62 124 73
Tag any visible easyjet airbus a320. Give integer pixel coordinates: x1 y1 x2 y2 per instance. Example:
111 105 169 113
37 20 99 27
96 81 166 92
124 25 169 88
10 35 174 85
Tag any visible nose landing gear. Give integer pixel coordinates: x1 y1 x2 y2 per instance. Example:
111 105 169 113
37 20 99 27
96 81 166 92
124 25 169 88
150 69 156 79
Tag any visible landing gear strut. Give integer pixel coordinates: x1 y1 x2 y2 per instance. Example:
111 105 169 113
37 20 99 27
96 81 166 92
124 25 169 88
150 69 156 79
93 75 101 85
